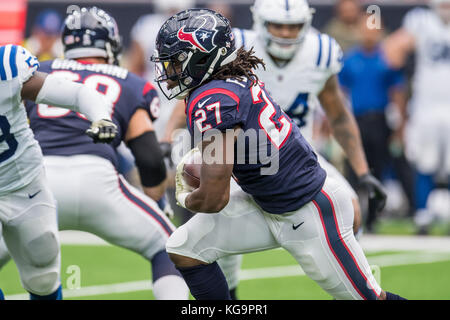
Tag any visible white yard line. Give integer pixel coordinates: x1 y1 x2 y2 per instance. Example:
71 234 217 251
359 234 450 253
6 251 450 300
58 231 450 253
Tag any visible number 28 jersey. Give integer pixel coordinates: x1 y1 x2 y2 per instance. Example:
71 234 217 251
186 78 326 214
0 45 43 195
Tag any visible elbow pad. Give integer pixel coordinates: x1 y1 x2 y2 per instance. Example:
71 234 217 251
127 131 167 187
35 74 112 122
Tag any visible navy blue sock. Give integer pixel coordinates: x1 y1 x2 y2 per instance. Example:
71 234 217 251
29 285 62 300
0 288 4 300
151 250 182 282
177 262 231 300
386 291 407 300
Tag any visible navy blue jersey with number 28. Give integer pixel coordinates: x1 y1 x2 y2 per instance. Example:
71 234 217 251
26 59 160 168
186 78 326 214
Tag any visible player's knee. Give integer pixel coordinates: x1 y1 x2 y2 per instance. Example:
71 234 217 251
25 231 59 267
166 225 188 251
166 226 203 267
167 252 204 268
25 271 60 296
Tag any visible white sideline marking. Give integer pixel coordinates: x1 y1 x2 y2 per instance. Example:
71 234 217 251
6 251 450 300
359 234 450 253
58 231 450 253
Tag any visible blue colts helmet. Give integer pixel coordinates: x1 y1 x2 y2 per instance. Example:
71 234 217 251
151 8 238 100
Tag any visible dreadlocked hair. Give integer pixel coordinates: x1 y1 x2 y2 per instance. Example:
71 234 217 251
208 46 266 84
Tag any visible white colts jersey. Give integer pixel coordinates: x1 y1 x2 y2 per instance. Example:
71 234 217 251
0 45 43 195
233 28 343 142
403 8 450 114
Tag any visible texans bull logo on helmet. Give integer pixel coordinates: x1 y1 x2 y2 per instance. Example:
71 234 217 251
176 14 218 53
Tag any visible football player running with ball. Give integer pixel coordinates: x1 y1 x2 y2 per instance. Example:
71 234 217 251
160 0 386 299
0 7 188 300
0 42 116 299
152 8 406 300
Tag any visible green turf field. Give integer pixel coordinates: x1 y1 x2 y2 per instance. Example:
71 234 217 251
2 243 450 300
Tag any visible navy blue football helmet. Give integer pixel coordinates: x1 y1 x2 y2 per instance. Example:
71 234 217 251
62 7 122 65
151 8 237 100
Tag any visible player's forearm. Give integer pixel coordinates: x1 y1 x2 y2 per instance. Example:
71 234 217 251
184 161 232 213
319 77 370 177
35 74 112 122
329 109 369 177
185 188 229 213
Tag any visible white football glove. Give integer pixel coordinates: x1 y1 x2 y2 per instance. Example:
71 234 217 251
86 119 117 143
175 148 200 209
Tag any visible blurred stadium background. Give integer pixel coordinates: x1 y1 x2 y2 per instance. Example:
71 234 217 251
0 0 449 300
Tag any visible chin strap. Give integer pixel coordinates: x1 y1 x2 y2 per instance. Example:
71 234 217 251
200 49 223 84
200 47 239 85
170 48 239 100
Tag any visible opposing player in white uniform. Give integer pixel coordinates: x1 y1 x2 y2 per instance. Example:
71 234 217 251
384 0 450 232
0 43 116 299
0 7 189 300
235 0 388 226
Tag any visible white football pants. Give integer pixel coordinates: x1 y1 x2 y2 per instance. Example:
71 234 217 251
167 175 381 300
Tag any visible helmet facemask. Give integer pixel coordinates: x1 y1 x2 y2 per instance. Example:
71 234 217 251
153 47 236 100
263 22 309 61
151 8 238 100
252 0 315 61
152 49 194 100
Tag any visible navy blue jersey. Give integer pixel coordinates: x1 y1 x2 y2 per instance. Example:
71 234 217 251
26 59 160 168
186 77 326 214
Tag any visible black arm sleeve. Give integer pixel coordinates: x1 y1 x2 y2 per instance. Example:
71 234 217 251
127 131 167 187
